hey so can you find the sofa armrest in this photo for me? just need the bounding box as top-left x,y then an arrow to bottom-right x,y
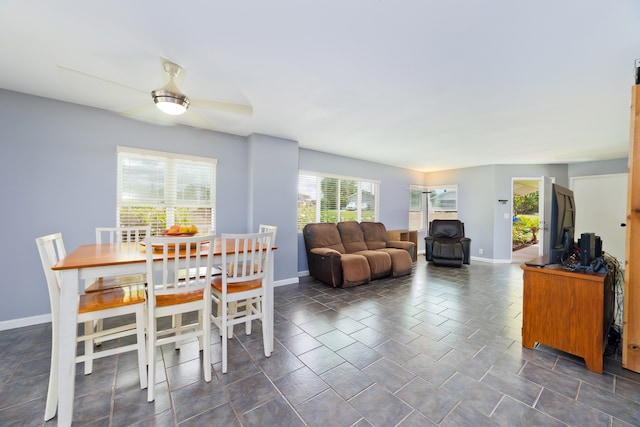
310,248 -> 341,257
387,240 -> 413,250
425,236 -> 435,261
387,240 -> 415,260
460,237 -> 471,264
307,248 -> 343,287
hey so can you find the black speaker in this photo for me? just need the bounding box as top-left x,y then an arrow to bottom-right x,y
580,232 -> 596,267
595,236 -> 603,258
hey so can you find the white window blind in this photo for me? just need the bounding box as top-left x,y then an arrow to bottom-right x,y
427,185 -> 459,223
117,147 -> 217,235
409,185 -> 426,231
298,171 -> 379,231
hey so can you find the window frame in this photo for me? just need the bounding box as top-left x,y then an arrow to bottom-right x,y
426,184 -> 459,224
116,146 -> 217,235
409,185 -> 427,231
298,170 -> 380,231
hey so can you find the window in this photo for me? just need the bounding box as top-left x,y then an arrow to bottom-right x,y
117,147 -> 217,235
409,185 -> 427,231
427,185 -> 458,222
298,171 -> 379,231
409,184 -> 459,231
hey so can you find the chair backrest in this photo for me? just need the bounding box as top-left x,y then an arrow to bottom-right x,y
144,234 -> 215,303
303,223 -> 346,254
359,222 -> 389,250
220,232 -> 274,287
35,233 -> 66,320
429,219 -> 465,239
337,221 -> 369,254
258,224 -> 277,243
96,226 -> 151,245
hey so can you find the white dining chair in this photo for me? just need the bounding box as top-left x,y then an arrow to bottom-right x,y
85,226 -> 151,294
144,234 -> 214,402
218,224 -> 277,337
258,224 -> 277,243
96,226 -> 151,246
36,233 -> 147,422
210,231 -> 274,373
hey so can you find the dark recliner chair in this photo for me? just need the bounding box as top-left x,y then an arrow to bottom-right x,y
425,219 -> 471,267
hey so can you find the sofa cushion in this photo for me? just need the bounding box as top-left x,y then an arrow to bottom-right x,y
304,222 -> 346,253
353,250 -> 391,279
433,241 -> 464,260
337,222 -> 368,253
340,254 -> 371,287
376,248 -> 412,277
360,222 -> 388,250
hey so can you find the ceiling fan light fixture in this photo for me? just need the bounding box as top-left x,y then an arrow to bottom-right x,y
152,89 -> 190,115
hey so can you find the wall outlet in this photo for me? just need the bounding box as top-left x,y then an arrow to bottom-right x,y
479,248 -> 484,255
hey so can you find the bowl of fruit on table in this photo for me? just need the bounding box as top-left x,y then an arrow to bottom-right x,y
162,225 -> 199,236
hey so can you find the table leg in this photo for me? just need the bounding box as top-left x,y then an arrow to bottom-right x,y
57,269 -> 80,427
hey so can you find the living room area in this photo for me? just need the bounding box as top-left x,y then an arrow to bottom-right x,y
2,2 -> 640,426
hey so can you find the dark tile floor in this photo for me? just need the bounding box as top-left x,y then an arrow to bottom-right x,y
1,259 -> 640,426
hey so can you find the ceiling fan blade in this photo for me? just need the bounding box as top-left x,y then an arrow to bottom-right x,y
190,98 -> 253,115
120,103 -> 157,116
57,64 -> 148,95
184,110 -> 216,131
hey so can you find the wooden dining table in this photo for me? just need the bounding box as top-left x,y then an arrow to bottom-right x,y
50,238 -> 275,427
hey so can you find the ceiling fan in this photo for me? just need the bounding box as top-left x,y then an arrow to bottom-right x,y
58,57 -> 252,129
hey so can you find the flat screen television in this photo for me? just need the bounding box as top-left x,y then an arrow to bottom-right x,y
547,183 -> 576,264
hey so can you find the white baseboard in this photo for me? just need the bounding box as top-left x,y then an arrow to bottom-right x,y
470,256 -> 511,264
298,270 -> 310,277
274,277 -> 299,287
0,313 -> 51,331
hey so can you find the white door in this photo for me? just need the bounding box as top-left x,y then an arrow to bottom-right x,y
570,173 -> 628,265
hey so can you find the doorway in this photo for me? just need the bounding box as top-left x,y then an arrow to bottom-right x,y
511,178 -> 543,263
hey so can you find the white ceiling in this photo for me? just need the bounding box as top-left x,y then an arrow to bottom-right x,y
1,1 -> 639,172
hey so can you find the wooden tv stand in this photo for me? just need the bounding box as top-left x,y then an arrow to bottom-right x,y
521,264 -> 614,373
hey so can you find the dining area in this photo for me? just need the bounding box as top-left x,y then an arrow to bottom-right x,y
35,225 -> 277,427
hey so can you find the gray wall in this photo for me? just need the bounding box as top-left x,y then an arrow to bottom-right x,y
246,133 -> 299,284
569,158 -> 628,177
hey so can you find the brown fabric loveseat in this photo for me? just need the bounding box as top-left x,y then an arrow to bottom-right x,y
303,221 -> 415,288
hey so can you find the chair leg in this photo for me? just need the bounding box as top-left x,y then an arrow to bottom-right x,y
44,326 -> 59,421
260,298 -> 270,358
215,298 -> 223,337
227,302 -> 236,338
95,318 -> 104,345
135,307 -> 147,390
147,317 -> 156,402
197,309 -> 204,351
245,298 -> 258,335
83,321 -> 94,375
203,301 -> 211,383
221,302 -> 228,373
174,314 -> 182,350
